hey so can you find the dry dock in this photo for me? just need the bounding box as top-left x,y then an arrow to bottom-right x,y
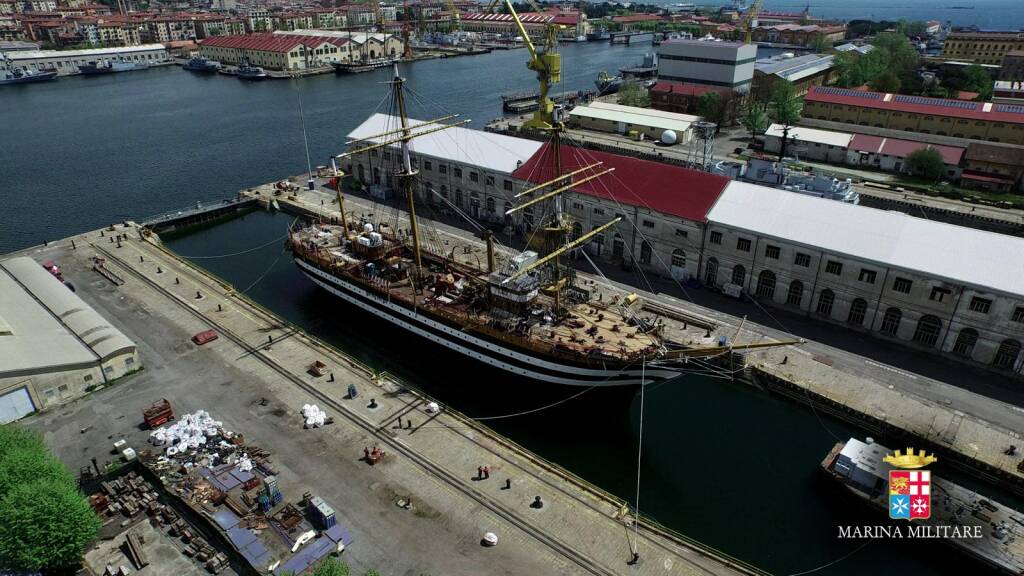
251,176 -> 1024,497
9,222 -> 761,576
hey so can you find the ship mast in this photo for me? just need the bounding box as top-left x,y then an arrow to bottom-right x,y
391,63 -> 423,269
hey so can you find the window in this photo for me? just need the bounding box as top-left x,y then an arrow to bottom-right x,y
755,270 -> 776,299
815,289 -> 835,316
993,339 -> 1022,369
731,265 -> 746,287
572,202 -> 584,210
736,238 -> 751,252
786,280 -> 804,306
913,315 -> 942,348
486,175 -> 494,186
825,260 -> 843,275
969,297 -> 992,314
470,171 -> 479,183
930,287 -> 951,302
848,298 -> 867,326
710,231 -> 723,245
503,179 -> 513,191
439,164 -> 447,175
453,167 -> 462,178
486,197 -> 496,212
640,241 -> 652,265
795,253 -> 810,267
880,307 -> 902,336
765,245 -> 780,259
704,258 -> 719,286
58,384 -> 69,398
612,236 -> 625,257
593,207 -> 605,216
642,220 -> 655,229
952,328 -> 978,358
1013,307 -> 1024,323
671,249 -> 686,268
675,229 -> 688,238
858,269 -> 876,284
892,278 -> 913,294
83,374 -> 94,382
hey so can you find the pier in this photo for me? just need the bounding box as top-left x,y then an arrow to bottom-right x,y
9,215 -> 762,574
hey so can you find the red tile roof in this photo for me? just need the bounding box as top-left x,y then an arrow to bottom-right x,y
848,134 -> 965,165
806,86 -> 1024,125
962,171 -> 1015,184
612,14 -> 662,23
511,143 -> 729,223
200,33 -> 348,53
461,12 -> 553,24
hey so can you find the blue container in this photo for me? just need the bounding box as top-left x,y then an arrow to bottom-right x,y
258,494 -> 271,513
272,491 -> 283,505
322,512 -> 336,529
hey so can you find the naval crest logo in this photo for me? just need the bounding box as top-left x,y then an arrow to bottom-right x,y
884,448 -> 937,521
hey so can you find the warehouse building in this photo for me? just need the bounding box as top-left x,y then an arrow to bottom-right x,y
764,123 -> 852,163
0,257 -> 139,423
752,52 -> 836,99
0,43 -> 167,75
199,33 -> 351,70
568,101 -> 698,144
802,86 -> 1024,145
341,114 -> 1024,377
656,37 -> 756,91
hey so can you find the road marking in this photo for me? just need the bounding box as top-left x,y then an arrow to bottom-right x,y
864,359 -> 918,380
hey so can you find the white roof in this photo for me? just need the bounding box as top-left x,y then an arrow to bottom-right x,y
6,44 -> 166,60
1,257 -> 136,361
0,263 -> 97,376
764,123 -> 852,148
587,101 -> 702,123
347,113 -> 543,175
709,182 -> 1024,297
571,104 -> 694,133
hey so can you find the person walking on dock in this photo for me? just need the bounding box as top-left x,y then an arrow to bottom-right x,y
363,447 -> 370,461
477,466 -> 483,480
483,466 -> 490,479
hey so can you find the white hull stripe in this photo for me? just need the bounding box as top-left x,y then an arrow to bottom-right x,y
295,259 -> 681,387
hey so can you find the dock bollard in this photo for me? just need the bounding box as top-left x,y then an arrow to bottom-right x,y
531,496 -> 543,509
217,303 -> 222,312
139,256 -> 144,263
71,239 -> 76,250
116,239 -> 121,248
157,266 -> 162,274
175,277 -> 180,285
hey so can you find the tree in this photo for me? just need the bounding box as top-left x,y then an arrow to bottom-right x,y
741,105 -> 769,141
962,64 -> 994,99
0,426 -> 99,571
809,33 -> 831,53
768,80 -> 801,161
870,70 -> 902,93
617,81 -> 650,107
311,557 -> 351,576
905,148 -> 946,181
696,92 -> 723,126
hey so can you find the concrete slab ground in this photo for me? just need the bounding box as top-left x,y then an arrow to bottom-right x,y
84,519 -> 212,576
11,228 -> 756,576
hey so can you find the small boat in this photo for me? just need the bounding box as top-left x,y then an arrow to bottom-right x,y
79,60 -> 149,75
236,60 -> 268,80
182,57 -> 221,72
0,67 -> 57,85
594,71 -> 623,95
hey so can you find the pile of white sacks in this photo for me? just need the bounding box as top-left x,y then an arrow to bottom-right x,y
302,404 -> 328,428
149,410 -> 225,457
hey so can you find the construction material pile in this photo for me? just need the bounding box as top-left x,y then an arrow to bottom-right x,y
302,404 -> 328,428
149,410 -> 227,456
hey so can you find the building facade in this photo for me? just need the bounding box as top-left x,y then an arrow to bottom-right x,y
802,86 -> 1024,145
656,37 -> 756,91
942,31 -> 1024,65
0,42 -> 165,74
199,33 -> 351,69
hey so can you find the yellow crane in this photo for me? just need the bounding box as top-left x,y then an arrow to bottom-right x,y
485,0 -> 563,131
741,0 -> 764,44
444,0 -> 461,32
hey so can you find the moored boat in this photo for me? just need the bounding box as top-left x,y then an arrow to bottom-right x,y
0,67 -> 57,85
79,60 -> 149,75
183,57 -> 222,72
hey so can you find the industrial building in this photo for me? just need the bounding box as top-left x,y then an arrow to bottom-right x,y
0,257 -> 139,424
274,30 -> 404,61
802,86 -> 1024,145
961,143 -> 1024,193
458,10 -> 587,41
199,33 -> 351,70
752,53 -> 836,99
568,101 -> 698,143
763,123 -> 852,163
348,114 -> 1024,376
748,24 -> 846,48
0,43 -> 167,75
656,37 -> 756,91
941,31 -> 1024,65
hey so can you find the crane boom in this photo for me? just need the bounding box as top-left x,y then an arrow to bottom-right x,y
742,0 -> 764,44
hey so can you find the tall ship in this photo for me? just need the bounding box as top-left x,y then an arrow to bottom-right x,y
288,5 -> 790,387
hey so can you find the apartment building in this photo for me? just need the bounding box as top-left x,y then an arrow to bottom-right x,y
942,30 -> 1024,65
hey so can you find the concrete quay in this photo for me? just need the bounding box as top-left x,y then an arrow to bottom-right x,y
254,178 -> 1024,495
9,224 -> 760,576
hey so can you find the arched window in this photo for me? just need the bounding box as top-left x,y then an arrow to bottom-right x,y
816,289 -> 835,317
730,264 -> 746,287
440,185 -> 448,199
880,307 -> 902,336
671,249 -> 686,269
612,235 -> 625,257
848,298 -> 867,326
913,315 -> 942,347
704,257 -> 718,286
993,339 -> 1022,370
952,328 -> 978,358
591,225 -> 605,246
486,196 -> 496,212
640,241 -> 652,265
786,280 -> 803,306
755,270 -> 776,299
